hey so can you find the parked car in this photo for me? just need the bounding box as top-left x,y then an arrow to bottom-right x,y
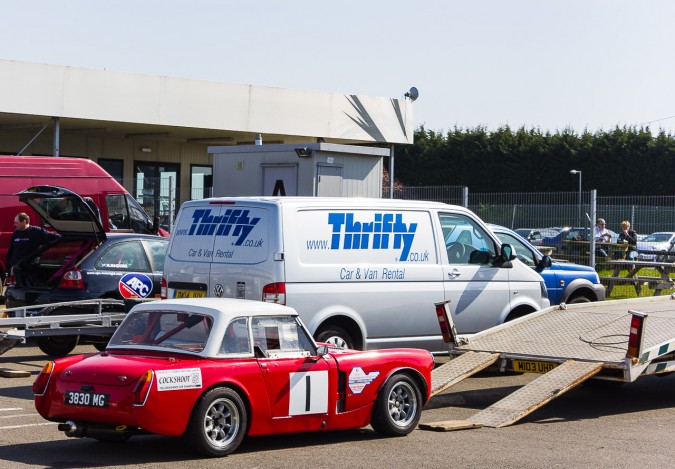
33,298 -> 434,456
489,224 -> 605,304
4,186 -> 168,356
637,232 -> 675,261
514,228 -> 561,245
540,226 -> 618,256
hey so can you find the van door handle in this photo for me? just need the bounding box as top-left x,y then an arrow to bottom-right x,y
448,269 -> 461,279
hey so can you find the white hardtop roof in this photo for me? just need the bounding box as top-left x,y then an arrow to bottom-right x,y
131,298 -> 298,320
183,196 -> 466,212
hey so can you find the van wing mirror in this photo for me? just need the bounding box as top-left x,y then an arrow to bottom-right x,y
495,243 -> 516,267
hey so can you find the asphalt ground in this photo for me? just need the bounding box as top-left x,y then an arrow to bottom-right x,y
2,342 -> 675,468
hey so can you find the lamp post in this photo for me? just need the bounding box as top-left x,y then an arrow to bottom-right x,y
570,170 -> 582,228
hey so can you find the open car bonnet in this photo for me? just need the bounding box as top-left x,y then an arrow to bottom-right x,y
17,185 -> 106,239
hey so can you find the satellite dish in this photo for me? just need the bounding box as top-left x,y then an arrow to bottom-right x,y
405,87 -> 419,101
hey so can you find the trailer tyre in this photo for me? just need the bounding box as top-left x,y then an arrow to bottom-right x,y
36,335 -> 79,357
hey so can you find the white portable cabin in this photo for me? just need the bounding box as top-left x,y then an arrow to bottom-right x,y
210,143 -> 390,198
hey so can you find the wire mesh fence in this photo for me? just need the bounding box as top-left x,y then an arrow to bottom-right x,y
388,185 -> 675,271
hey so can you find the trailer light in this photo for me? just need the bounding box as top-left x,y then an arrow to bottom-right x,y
262,282 -> 286,304
160,277 -> 167,299
132,370 -> 154,406
626,310 -> 647,359
33,361 -> 55,395
435,301 -> 457,344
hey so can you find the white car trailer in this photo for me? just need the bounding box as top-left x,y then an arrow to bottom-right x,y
424,294 -> 675,431
0,299 -> 128,357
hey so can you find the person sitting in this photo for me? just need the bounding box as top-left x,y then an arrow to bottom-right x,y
594,218 -> 611,258
616,220 -> 638,260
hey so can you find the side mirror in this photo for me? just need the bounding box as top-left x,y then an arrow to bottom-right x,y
536,255 -> 552,272
495,244 -> 516,268
315,345 -> 328,356
502,244 -> 516,261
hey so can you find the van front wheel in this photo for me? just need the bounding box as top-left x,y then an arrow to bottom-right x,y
315,326 -> 354,350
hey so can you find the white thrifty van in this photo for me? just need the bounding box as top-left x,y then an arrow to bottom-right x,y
162,197 -> 549,353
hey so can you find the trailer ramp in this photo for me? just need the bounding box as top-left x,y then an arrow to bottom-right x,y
423,360 -> 602,430
431,351 -> 500,396
422,295 -> 675,431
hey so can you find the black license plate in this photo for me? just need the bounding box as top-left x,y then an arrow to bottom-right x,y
64,390 -> 110,408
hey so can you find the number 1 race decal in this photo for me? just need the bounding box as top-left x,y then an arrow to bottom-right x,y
348,367 -> 380,394
288,370 -> 328,415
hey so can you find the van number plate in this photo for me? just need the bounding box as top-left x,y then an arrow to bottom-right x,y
512,360 -> 559,374
64,390 -> 109,408
175,290 -> 206,298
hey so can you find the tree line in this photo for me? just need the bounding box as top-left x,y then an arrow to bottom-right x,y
391,126 -> 675,195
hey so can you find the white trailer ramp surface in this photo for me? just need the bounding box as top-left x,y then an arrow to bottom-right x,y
423,295 -> 675,431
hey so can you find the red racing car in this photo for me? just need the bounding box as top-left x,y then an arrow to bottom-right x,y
34,298 -> 434,456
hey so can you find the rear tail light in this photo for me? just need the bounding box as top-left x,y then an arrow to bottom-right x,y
435,301 -> 457,344
262,282 -> 286,304
132,370 -> 154,406
33,361 -> 55,395
58,270 -> 85,289
626,311 -> 647,359
160,277 -> 167,299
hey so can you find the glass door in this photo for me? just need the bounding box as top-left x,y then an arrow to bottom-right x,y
134,162 -> 179,231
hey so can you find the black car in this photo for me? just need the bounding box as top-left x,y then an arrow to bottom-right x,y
5,186 -> 168,355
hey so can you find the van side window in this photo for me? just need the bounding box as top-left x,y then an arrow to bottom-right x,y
106,194 -> 130,230
439,213 -> 496,265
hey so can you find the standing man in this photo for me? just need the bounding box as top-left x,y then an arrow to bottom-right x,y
594,218 -> 611,258
6,212 -> 61,285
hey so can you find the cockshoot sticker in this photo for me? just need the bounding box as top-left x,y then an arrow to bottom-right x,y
348,367 -> 380,394
155,368 -> 203,391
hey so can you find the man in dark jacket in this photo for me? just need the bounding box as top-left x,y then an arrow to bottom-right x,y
6,212 -> 61,285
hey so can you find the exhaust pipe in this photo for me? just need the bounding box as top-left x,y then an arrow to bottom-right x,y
57,420 -> 133,440
58,420 -> 84,437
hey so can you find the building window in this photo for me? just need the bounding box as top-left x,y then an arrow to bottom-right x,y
98,159 -> 124,184
191,165 -> 213,200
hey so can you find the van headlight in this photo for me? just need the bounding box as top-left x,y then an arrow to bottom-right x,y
540,281 -> 549,299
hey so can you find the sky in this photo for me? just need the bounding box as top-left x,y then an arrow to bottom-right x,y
1,0 -> 674,135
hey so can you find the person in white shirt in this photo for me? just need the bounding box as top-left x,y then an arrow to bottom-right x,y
594,218 -> 611,257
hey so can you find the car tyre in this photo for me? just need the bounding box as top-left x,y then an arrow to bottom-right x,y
187,387 -> 247,457
370,373 -> 422,436
36,335 -> 79,357
568,295 -> 592,304
315,326 -> 354,349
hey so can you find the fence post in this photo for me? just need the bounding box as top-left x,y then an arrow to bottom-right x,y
590,189 -> 597,268
462,186 -> 468,208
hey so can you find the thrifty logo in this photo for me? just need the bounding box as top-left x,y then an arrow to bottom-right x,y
327,213 -> 417,261
187,209 -> 260,245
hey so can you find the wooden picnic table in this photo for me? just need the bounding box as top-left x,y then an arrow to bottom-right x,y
601,260 -> 675,296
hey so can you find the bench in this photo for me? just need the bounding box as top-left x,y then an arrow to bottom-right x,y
600,276 -> 675,296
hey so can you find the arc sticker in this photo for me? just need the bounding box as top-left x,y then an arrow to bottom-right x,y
119,273 -> 153,299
